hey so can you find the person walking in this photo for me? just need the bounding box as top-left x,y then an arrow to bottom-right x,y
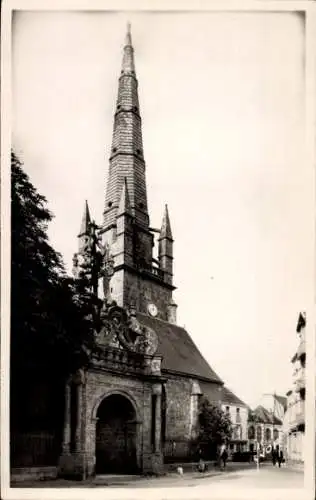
277,448 -> 284,468
272,442 -> 277,466
219,442 -> 228,471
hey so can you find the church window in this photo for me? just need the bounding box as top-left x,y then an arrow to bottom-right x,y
265,428 -> 271,441
273,428 -> 279,440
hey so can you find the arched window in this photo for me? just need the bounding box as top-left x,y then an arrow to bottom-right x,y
256,425 -> 262,441
248,425 -> 255,440
273,428 -> 279,441
265,428 -> 271,441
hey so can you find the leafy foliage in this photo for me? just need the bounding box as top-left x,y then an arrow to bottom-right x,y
196,397 -> 232,457
11,151 -> 96,379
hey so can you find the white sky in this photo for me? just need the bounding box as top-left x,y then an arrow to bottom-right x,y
12,10 -> 310,409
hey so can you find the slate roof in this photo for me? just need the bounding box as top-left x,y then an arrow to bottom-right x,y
252,405 -> 282,425
220,386 -> 249,408
274,395 -> 287,411
137,313 -> 223,383
296,312 -> 306,333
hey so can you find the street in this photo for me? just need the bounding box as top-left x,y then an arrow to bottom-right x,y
11,463 -> 304,493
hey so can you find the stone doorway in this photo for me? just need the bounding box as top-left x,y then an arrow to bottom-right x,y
95,394 -> 138,474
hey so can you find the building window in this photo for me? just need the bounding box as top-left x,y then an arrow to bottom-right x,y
248,425 -> 255,440
273,429 -> 279,441
236,407 -> 241,423
256,426 -> 262,442
225,406 -> 230,414
265,428 -> 271,442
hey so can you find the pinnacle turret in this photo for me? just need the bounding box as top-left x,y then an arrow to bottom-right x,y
159,204 -> 173,241
79,200 -> 91,236
117,177 -> 132,216
158,204 -> 174,286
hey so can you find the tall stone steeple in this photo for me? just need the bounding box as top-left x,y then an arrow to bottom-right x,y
103,23 -> 149,233
100,25 -> 176,320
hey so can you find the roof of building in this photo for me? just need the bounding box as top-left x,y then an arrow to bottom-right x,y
296,312 -> 306,333
137,313 -> 223,384
219,386 -> 249,408
252,405 -> 282,425
274,394 -> 287,410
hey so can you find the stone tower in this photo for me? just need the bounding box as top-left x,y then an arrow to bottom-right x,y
100,24 -> 177,323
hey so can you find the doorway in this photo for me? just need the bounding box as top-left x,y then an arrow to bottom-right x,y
95,394 -> 138,474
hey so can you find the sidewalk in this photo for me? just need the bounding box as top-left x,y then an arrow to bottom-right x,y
11,461 -> 262,488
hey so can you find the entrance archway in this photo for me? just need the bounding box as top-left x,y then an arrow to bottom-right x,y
95,393 -> 138,474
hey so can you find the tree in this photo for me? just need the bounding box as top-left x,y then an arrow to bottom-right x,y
196,397 -> 232,459
11,151 -> 96,385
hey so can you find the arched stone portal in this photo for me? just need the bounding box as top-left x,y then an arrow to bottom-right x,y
95,393 -> 139,474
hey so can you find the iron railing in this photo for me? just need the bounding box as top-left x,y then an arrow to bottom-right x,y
10,431 -> 60,467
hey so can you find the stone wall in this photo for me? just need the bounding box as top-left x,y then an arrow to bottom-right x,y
164,375 -> 197,441
83,370 -> 147,475
123,271 -> 172,320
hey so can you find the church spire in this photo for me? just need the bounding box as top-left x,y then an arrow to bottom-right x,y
79,200 -> 91,236
78,200 -> 91,254
160,204 -> 173,240
103,24 -> 149,232
122,22 -> 134,73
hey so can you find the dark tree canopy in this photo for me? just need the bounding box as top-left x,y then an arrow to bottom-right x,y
196,397 -> 232,456
11,151 -> 96,379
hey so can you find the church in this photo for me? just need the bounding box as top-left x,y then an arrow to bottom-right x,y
58,25 -> 241,479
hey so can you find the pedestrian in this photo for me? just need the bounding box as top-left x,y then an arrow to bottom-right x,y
277,449 -> 284,468
198,457 -> 206,473
219,442 -> 227,471
272,450 -> 276,466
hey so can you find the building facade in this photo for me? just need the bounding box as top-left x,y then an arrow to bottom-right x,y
57,26 -> 246,479
282,312 -> 306,463
221,388 -> 248,456
247,406 -> 283,457
255,393 -> 287,423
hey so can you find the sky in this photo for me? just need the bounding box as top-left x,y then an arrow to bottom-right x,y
12,10 -> 311,409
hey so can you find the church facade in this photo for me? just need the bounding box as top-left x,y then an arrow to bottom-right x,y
58,26 -> 236,479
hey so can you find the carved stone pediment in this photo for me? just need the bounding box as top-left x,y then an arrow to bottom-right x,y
96,301 -> 158,356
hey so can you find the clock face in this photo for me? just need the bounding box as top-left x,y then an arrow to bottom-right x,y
148,303 -> 158,317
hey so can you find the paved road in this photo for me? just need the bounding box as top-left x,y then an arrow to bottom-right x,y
12,463 -> 304,493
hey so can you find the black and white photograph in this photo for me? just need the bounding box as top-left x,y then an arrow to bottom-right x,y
2,2 -> 316,499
